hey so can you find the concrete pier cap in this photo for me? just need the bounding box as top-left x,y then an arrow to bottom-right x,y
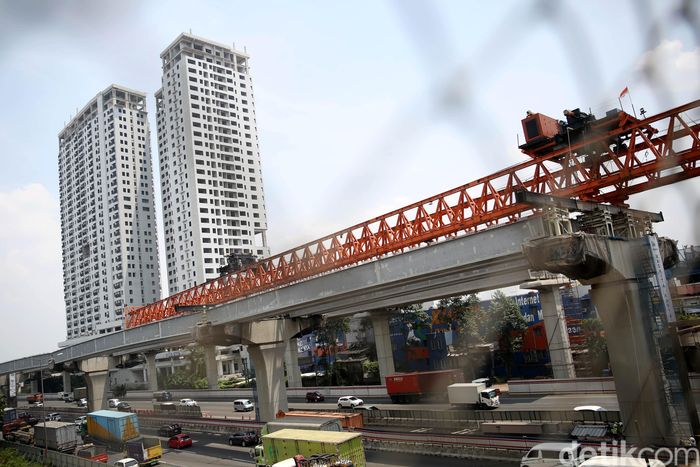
192,316 -> 317,421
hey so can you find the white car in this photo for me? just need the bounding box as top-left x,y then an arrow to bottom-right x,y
114,459 -> 139,467
337,396 -> 364,408
108,398 -> 120,408
233,399 -> 254,412
574,405 -> 606,412
179,398 -> 198,407
74,415 -> 87,426
77,398 -> 88,407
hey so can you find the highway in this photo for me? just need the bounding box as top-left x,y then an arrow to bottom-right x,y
24,392 -> 620,416
114,428 -> 518,467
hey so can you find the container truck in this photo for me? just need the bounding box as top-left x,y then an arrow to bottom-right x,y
261,416 -> 343,436
277,411 -> 364,429
74,387 -> 88,400
87,410 -> 140,446
254,428 -> 365,467
385,369 -> 464,403
125,436 -> 163,466
34,421 -> 79,452
447,382 -> 500,409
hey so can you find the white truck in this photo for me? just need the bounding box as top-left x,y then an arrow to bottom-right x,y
447,383 -> 500,409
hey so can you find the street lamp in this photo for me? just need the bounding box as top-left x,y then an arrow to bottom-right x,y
40,360 -> 52,460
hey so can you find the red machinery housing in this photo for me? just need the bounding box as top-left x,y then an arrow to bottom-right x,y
385,369 -> 464,403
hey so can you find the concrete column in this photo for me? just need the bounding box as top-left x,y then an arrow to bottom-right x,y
204,345 -> 219,390
30,373 -> 39,393
370,312 -> 395,382
79,356 -> 112,412
284,338 -> 303,388
248,342 -> 288,421
145,352 -> 158,392
62,371 -> 72,393
521,281 -> 575,379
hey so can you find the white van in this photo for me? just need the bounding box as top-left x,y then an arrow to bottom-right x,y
114,459 -> 139,467
521,442 -> 582,467
579,456 -> 665,467
234,399 -> 254,412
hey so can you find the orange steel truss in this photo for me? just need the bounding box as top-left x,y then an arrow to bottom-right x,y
126,99 -> 700,328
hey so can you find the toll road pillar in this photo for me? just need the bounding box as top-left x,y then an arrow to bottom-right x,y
285,338 -> 303,388
248,342 -> 289,421
371,311 -> 395,382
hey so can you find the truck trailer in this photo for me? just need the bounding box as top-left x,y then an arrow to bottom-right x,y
125,436 -> 163,466
87,410 -> 140,446
447,383 -> 500,409
385,369 -> 464,403
255,429 -> 365,467
34,421 -> 79,452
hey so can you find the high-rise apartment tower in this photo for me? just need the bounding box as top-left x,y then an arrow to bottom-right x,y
156,33 -> 269,294
58,85 -> 161,344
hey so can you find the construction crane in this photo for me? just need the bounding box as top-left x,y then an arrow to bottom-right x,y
126,98 -> 700,329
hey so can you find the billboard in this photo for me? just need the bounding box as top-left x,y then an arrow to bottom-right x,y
9,373 -> 16,397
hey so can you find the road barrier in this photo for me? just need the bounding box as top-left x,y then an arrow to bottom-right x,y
0,440 -> 104,467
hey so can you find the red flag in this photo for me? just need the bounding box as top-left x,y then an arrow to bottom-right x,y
619,86 -> 629,98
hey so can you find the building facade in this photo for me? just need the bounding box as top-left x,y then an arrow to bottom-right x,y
156,33 -> 269,294
58,85 -> 161,344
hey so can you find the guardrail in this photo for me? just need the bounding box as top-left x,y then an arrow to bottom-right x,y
0,440 -> 104,467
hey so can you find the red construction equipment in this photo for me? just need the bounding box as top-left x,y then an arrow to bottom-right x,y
126,99 -> 700,329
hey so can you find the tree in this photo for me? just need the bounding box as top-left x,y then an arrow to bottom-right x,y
314,317 -> 350,385
488,290 -> 528,378
582,318 -> 610,376
389,304 -> 432,371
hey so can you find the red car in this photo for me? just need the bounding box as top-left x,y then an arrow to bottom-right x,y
168,434 -> 192,449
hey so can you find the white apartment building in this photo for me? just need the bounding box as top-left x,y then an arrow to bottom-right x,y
58,85 -> 161,344
156,33 -> 269,294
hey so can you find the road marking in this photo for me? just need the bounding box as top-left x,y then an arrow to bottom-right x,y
410,428 -> 431,433
451,428 -> 474,435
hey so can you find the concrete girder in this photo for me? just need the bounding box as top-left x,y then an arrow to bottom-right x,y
522,233 -> 694,446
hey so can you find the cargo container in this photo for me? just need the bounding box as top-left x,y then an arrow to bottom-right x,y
74,387 -> 88,400
34,421 -> 79,452
278,411 -> 364,429
87,410 -> 140,445
262,416 -> 342,436
385,369 -> 464,403
126,436 -> 163,466
255,429 -> 365,467
447,383 -> 500,409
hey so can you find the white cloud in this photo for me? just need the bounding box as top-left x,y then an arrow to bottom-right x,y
0,184 -> 64,361
637,39 -> 700,93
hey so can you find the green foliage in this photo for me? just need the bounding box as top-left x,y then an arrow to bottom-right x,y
363,360 -> 380,384
0,391 -> 6,414
439,294 -> 483,349
163,369 -> 208,389
0,448 -> 43,466
393,303 -> 431,328
582,318 -> 610,376
193,377 -> 208,389
112,384 -> 128,398
489,290 -> 528,378
314,317 -> 350,385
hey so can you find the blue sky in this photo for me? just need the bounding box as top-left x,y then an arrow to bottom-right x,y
0,0 -> 699,361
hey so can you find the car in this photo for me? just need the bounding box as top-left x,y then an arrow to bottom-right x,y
337,396 -> 364,408
76,398 -> 88,407
45,412 -> 61,421
574,405 -> 607,412
153,391 -> 172,402
74,416 -> 87,426
17,412 -> 39,426
34,402 -> 44,407
353,405 -> 380,411
114,458 -> 139,467
108,398 -> 121,408
158,424 -> 182,437
228,431 -> 259,447
117,402 -> 133,412
63,393 -> 74,403
168,433 -> 193,449
305,391 -> 325,402
179,398 -> 198,407
233,399 -> 254,412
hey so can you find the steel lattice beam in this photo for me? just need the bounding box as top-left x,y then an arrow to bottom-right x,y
126,99 -> 700,328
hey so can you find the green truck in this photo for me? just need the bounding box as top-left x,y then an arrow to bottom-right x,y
254,428 -> 365,467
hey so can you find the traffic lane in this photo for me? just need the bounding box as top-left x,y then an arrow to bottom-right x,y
144,429 -> 516,467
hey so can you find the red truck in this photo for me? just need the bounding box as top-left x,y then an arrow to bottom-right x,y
385,369 -> 464,403
26,393 -> 44,404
